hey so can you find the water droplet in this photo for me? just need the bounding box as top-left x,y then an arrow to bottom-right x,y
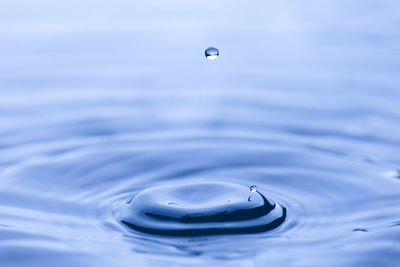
250,185 -> 257,192
205,47 -> 219,60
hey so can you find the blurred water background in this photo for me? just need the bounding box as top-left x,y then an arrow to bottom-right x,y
0,1 -> 400,266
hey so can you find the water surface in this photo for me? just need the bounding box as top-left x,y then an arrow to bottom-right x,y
0,1 -> 400,266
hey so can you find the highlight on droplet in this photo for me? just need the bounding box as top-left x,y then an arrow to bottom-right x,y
205,47 -> 219,60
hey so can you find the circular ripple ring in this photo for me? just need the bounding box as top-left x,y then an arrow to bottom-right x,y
119,182 -> 286,236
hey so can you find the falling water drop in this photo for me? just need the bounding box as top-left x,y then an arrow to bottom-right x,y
205,47 -> 219,60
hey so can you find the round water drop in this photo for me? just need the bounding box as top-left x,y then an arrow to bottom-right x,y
250,185 -> 257,192
205,47 -> 219,60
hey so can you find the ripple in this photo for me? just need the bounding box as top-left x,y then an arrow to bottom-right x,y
119,182 -> 286,236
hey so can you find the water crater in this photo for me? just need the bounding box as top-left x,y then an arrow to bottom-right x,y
119,182 -> 286,236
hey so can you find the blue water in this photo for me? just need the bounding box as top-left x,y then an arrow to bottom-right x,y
119,182 -> 286,236
1,1 -> 400,266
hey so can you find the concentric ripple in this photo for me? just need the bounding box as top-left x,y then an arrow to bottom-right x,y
118,182 -> 286,236
1,0 -> 400,265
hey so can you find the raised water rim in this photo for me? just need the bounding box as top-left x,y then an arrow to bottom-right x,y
118,181 -> 286,236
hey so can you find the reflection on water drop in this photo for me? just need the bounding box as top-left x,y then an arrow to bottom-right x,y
119,182 -> 286,236
250,185 -> 257,192
205,47 -> 219,60
248,195 -> 254,202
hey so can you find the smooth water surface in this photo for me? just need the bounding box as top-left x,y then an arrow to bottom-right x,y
0,1 -> 400,266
